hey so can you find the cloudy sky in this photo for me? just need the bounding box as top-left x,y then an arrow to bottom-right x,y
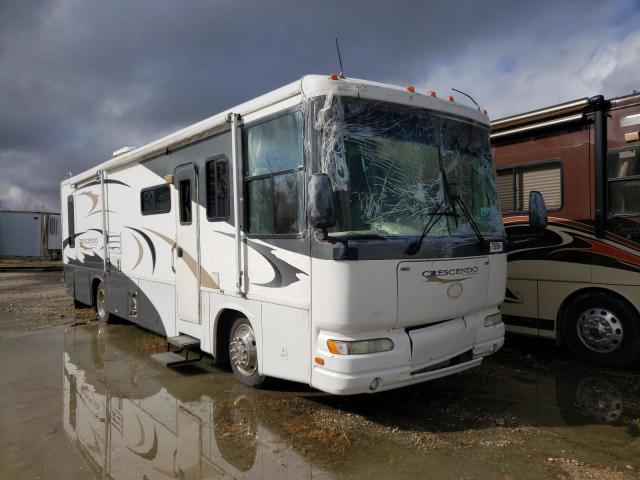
1,0 -> 639,212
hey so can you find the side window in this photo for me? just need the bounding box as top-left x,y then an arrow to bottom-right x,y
608,147 -> 640,215
205,157 -> 230,221
179,179 -> 192,224
67,195 -> 75,247
496,161 -> 562,213
243,111 -> 304,235
140,184 -> 171,215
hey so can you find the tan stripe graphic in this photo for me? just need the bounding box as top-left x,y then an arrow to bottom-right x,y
144,228 -> 219,289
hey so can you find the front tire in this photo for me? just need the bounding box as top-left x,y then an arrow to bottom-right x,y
228,317 -> 265,388
95,283 -> 113,324
562,291 -> 640,368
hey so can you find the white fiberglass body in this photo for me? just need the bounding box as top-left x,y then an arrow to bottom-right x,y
60,75 -> 506,394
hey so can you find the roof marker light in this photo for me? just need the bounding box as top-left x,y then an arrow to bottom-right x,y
427,90 -> 437,97
406,85 -> 415,93
482,109 -> 488,115
447,95 -> 455,102
329,73 -> 339,80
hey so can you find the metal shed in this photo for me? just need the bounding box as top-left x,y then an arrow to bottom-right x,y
0,210 -> 61,259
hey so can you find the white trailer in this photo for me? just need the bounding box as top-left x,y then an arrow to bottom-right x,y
61,75 -> 508,394
0,210 -> 61,259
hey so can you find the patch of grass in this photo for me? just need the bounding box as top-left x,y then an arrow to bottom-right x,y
135,334 -> 166,354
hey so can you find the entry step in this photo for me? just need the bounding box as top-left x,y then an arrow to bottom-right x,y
150,351 -> 199,367
167,334 -> 200,349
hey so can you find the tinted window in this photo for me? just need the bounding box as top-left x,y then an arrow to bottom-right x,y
206,157 -> 229,220
67,195 -> 75,247
179,179 -> 192,224
140,185 -> 171,215
247,178 -> 273,234
243,111 -> 304,235
274,171 -> 303,234
608,148 -> 640,216
244,111 -> 303,176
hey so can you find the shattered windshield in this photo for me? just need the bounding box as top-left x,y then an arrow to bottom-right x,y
312,96 -> 504,238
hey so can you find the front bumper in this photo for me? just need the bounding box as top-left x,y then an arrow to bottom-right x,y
311,310 -> 504,395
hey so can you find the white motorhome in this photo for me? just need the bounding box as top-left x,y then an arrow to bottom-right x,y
61,75 -> 507,394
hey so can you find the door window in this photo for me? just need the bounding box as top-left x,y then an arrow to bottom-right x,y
179,179 -> 192,224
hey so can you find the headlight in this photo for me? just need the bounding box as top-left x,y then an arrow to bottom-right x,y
327,338 -> 394,355
484,312 -> 502,327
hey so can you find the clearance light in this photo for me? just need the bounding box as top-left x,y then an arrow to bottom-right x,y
406,85 -> 415,93
329,73 -> 339,80
447,95 -> 455,102
427,90 -> 437,97
314,356 -> 325,366
327,338 -> 394,355
484,312 -> 502,327
481,109 -> 488,116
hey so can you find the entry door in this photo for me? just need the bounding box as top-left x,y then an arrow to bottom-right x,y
174,164 -> 201,324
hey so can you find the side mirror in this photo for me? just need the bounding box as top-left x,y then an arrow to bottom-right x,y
308,173 -> 336,231
528,191 -> 548,231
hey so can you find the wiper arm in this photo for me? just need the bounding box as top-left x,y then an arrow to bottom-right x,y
452,194 -> 488,250
405,201 -> 453,255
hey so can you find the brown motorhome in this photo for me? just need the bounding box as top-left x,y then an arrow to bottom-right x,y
491,93 -> 640,367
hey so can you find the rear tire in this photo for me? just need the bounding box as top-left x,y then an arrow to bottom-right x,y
562,291 -> 640,368
228,317 -> 265,388
95,283 -> 113,324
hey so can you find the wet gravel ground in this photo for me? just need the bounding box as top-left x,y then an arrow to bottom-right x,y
1,271 -> 639,480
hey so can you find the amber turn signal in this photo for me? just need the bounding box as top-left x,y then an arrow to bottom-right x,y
314,356 -> 325,365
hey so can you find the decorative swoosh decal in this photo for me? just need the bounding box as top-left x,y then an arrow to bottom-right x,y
125,227 -> 156,274
217,232 -> 307,288
131,233 -> 144,271
74,178 -> 130,190
145,228 -> 219,288
127,427 -> 158,461
78,191 -> 99,214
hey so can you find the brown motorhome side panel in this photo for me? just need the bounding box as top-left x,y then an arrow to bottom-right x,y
492,124 -> 592,224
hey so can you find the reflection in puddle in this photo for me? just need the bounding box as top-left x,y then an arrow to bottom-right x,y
63,324 -> 640,480
63,324 -> 333,479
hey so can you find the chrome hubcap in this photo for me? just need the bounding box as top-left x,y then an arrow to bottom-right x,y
97,288 -> 106,318
577,308 -> 623,353
229,324 -> 257,376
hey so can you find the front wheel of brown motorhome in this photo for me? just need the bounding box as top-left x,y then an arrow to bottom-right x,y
229,317 -> 265,388
562,291 -> 640,368
95,282 -> 113,324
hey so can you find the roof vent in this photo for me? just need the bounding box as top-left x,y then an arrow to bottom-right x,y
112,146 -> 136,157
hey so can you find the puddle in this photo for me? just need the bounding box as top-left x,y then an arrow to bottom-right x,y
63,324 -> 640,479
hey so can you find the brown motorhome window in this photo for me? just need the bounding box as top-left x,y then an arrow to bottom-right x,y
179,179 -> 192,224
496,161 -> 562,213
205,156 -> 229,221
140,184 -> 171,215
67,195 -> 75,247
243,110 -> 304,235
608,147 -> 640,215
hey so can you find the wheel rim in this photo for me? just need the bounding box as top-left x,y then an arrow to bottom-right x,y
576,308 -> 623,353
97,287 -> 106,319
229,324 -> 258,376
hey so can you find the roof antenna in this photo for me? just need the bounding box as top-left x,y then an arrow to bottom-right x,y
451,88 -> 480,110
335,38 -> 345,78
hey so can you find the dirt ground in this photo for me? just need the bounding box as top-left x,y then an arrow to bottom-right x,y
1,270 -> 639,480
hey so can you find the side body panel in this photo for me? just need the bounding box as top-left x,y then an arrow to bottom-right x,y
493,95 -> 640,339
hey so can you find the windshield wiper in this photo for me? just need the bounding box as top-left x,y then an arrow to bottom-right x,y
452,194 -> 488,250
405,201 -> 455,255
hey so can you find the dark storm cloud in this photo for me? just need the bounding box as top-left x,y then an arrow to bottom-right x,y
0,0 -> 638,210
